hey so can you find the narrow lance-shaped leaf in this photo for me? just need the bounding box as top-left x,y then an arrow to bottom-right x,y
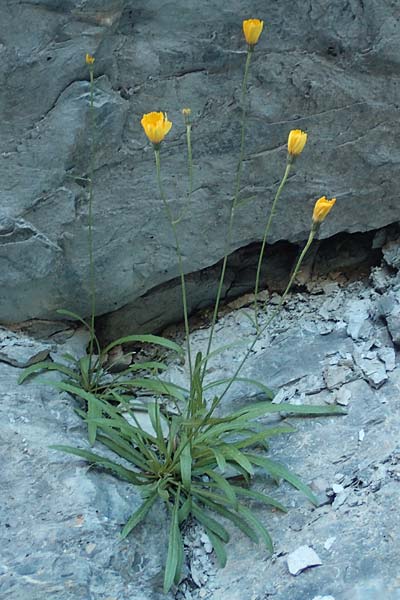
245,453 -> 319,506
120,492 -> 158,539
163,488 -> 181,593
103,334 -> 184,357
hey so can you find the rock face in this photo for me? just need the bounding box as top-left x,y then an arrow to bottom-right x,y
1,0 -> 400,326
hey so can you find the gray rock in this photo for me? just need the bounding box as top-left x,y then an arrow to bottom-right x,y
1,1 -> 400,331
324,365 -> 355,390
377,347 -> 396,371
0,328 -> 51,367
287,545 -> 322,576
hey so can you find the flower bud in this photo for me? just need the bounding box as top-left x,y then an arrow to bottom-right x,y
243,19 -> 264,46
312,196 -> 336,224
288,129 -> 307,157
85,53 -> 95,65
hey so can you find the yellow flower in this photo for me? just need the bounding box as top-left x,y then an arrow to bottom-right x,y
141,112 -> 172,145
312,196 -> 336,223
288,129 -> 308,157
182,108 -> 191,117
85,53 -> 95,65
243,19 -> 264,46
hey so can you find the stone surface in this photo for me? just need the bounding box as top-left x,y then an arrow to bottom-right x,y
3,261 -> 400,599
1,1 -> 400,328
0,328 -> 51,367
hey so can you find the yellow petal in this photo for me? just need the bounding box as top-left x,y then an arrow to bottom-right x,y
312,196 -> 336,223
288,129 -> 308,156
243,19 -> 264,46
141,111 -> 172,145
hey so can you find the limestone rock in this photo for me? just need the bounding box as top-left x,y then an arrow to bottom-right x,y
1,1 -> 400,330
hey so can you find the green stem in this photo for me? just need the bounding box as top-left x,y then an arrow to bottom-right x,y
88,67 -> 96,381
154,149 -> 193,382
201,48 -> 253,382
218,227 -> 316,405
253,161 -> 292,329
169,216 -> 317,474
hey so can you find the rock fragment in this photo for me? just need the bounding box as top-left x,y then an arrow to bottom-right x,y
287,545 -> 322,576
0,328 -> 51,368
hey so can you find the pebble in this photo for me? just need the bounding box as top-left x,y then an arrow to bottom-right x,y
323,537 -> 336,551
334,387 -> 351,406
287,545 -> 322,576
358,429 -> 365,442
332,492 -> 348,510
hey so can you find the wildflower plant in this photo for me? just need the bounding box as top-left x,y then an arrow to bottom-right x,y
20,20 -> 344,594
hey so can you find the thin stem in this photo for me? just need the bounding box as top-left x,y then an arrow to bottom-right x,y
253,161 -> 292,329
154,149 -> 193,382
88,67 -> 96,381
201,48 -> 253,382
218,228 -> 316,405
170,225 -> 317,471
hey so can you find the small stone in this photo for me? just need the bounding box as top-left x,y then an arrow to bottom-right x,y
331,483 -> 345,495
332,492 -> 348,510
323,537 -> 336,551
334,387 -> 351,406
359,429 -> 365,442
85,542 -> 96,555
377,347 -> 396,371
287,545 -> 322,576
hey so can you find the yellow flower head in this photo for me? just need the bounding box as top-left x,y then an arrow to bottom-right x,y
312,196 -> 336,224
141,112 -> 172,145
243,19 -> 264,46
182,108 -> 191,117
288,129 -> 308,157
85,53 -> 95,65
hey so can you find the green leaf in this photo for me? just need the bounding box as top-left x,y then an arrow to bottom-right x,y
115,361 -> 168,375
221,445 -> 254,476
193,490 -> 259,544
178,496 -> 192,523
103,334 -> 184,357
56,309 -> 91,328
120,492 -> 158,539
232,401 -> 346,421
180,438 -> 192,491
203,469 -> 238,508
246,453 -> 319,505
50,445 -> 143,484
203,377 -> 274,399
230,485 -> 287,512
237,505 -> 273,552
118,377 -> 188,402
163,488 -> 181,593
87,395 -> 101,446
233,425 -> 295,450
174,526 -> 184,585
18,361 -> 79,384
96,432 -> 149,471
211,448 -> 227,473
148,401 -> 168,455
191,502 -> 229,543
204,529 -> 227,568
